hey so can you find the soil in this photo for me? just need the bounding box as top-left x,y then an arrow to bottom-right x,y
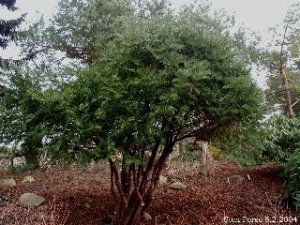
0,160 -> 299,225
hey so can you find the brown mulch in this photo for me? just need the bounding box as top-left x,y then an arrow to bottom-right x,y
0,161 -> 299,225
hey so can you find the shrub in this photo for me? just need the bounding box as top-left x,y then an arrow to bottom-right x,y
262,116 -> 300,209
209,145 -> 227,161
262,116 -> 300,163
284,149 -> 300,209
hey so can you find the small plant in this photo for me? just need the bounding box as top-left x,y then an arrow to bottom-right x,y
8,163 -> 30,174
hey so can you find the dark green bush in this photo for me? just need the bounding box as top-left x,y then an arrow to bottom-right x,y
262,116 -> 300,162
284,149 -> 300,209
262,116 -> 300,209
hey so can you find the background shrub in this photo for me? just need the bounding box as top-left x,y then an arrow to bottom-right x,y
262,116 -> 300,209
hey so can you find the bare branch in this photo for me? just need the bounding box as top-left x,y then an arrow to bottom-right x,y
266,89 -> 288,98
292,98 -> 300,107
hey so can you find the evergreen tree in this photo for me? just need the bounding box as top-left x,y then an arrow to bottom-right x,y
0,0 -> 24,68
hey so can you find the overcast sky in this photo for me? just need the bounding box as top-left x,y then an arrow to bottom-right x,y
173,0 -> 292,31
0,0 -> 293,31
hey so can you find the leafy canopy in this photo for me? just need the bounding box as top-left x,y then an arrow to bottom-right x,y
25,10 -> 265,162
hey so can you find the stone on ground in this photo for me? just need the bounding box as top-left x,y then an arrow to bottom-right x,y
169,181 -> 187,190
228,175 -> 244,183
143,212 -> 152,221
19,193 -> 46,207
22,175 -> 35,183
0,178 -> 16,187
157,175 -> 168,185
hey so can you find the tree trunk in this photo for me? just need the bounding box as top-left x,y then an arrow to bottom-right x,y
195,140 -> 214,177
109,140 -> 174,225
178,139 -> 185,158
21,134 -> 42,169
199,140 -> 208,176
279,23 -> 296,119
280,66 -> 296,119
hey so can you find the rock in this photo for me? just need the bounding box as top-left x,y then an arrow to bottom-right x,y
169,181 -> 187,190
157,175 -> 167,185
22,175 -> 35,183
19,193 -> 46,207
228,175 -> 244,183
0,178 -> 16,187
143,212 -> 152,221
84,202 -> 91,209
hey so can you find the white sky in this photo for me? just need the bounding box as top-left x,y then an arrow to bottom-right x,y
0,0 -> 297,88
0,0 -> 293,31
0,0 -> 294,40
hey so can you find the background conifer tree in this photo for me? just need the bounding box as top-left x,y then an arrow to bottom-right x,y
0,0 -> 24,68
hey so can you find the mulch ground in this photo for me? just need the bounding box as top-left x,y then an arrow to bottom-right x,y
0,161 -> 299,225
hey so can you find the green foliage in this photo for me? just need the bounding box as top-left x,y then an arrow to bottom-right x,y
85,12 -> 261,152
135,0 -> 171,18
177,143 -> 226,161
1,2 -> 266,223
2,2 -> 264,167
0,0 -> 25,69
266,69 -> 300,116
209,145 -> 227,161
262,115 -> 300,209
226,148 -> 262,167
173,151 -> 199,162
261,3 -> 300,116
8,163 -> 32,174
20,0 -> 135,65
284,149 -> 300,209
212,121 -> 268,166
0,69 -> 81,166
255,5 -> 300,206
262,116 -> 300,162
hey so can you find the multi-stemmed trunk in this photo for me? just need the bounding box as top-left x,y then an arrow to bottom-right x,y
109,139 -> 174,225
